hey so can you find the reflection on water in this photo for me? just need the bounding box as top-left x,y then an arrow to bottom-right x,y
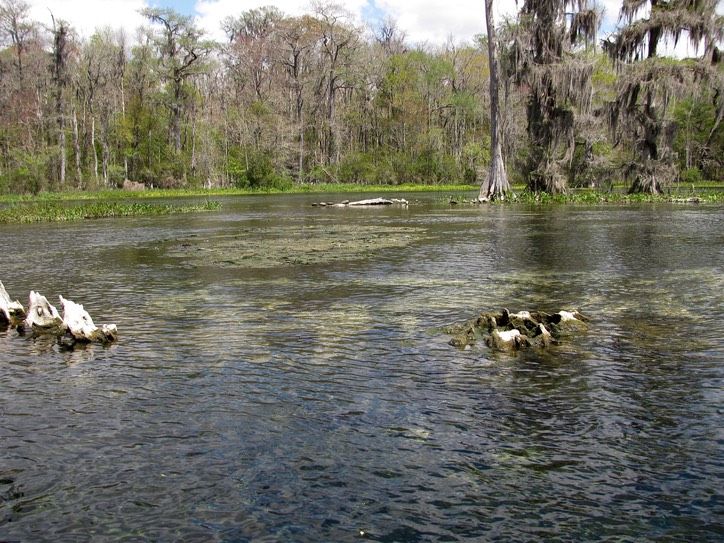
1,195 -> 722,542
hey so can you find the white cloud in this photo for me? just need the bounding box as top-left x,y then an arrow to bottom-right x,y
24,0 -> 607,46
195,0 -> 372,42
373,0 -> 519,47
26,0 -> 147,38
28,0 -> 715,61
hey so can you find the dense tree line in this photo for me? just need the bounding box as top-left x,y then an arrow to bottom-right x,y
0,0 -> 720,195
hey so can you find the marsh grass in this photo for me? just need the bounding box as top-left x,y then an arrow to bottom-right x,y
0,183 -> 478,204
439,185 -> 723,204
512,189 -> 723,204
0,181 -> 720,211
0,200 -> 221,224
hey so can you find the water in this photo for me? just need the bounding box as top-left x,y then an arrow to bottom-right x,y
1,194 -> 722,542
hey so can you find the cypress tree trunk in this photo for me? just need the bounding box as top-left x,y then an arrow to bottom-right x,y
72,102 -> 82,187
52,19 -> 69,187
479,0 -> 511,201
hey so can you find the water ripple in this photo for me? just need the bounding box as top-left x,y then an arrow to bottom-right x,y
1,199 -> 722,541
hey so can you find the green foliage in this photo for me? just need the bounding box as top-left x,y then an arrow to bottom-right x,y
338,152 -> 375,184
227,146 -> 291,190
462,141 -> 491,183
673,96 -> 721,179
107,165 -> 127,188
679,167 -> 702,184
2,150 -> 51,195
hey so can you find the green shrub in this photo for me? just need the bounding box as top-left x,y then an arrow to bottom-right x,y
9,150 -> 49,194
107,165 -> 127,188
338,152 -> 375,184
227,146 -> 289,190
679,167 -> 702,185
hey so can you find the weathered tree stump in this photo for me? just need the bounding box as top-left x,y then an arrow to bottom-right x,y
2,280 -> 118,346
23,291 -> 64,332
446,308 -> 588,352
59,296 -> 118,343
0,281 -> 26,327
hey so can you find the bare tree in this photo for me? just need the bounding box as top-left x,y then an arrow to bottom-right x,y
141,7 -> 213,154
78,28 -> 127,186
0,0 -> 34,79
223,6 -> 283,104
374,15 -> 406,57
50,15 -> 71,187
276,15 -> 315,181
312,2 -> 360,166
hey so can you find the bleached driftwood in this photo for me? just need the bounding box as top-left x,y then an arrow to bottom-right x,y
59,296 -> 118,343
0,281 -> 26,326
347,198 -> 399,206
24,291 -> 63,331
314,198 -> 409,207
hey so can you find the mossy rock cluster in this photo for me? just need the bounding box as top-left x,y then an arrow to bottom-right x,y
446,308 -> 589,351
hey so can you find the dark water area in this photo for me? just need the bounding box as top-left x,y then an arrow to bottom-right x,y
1,193 -> 722,542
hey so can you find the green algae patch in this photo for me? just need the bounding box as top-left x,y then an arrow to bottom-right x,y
164,224 -> 424,268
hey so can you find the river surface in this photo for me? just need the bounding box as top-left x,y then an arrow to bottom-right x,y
1,193 -> 722,542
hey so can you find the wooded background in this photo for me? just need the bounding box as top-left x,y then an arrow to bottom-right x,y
0,0 -> 721,194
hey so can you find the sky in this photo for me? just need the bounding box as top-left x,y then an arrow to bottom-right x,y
25,0 -> 624,45
24,0 -> 717,56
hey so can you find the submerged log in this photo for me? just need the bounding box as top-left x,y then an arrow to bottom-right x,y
447,308 -> 588,352
0,281 -> 26,326
59,296 -> 118,343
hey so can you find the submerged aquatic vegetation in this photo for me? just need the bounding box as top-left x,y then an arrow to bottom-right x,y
164,224 -> 425,268
0,200 -> 221,224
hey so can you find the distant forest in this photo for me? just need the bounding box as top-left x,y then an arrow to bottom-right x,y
0,0 -> 721,195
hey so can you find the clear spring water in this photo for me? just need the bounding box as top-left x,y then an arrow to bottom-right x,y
1,194 -> 722,542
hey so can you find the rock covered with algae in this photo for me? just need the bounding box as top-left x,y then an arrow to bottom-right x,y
446,308 -> 588,351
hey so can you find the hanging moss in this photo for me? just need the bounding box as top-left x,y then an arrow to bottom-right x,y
603,0 -> 723,193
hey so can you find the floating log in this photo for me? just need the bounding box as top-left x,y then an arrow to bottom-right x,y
347,198 -> 396,206
314,197 -> 409,207
446,308 -> 588,351
0,281 -> 26,326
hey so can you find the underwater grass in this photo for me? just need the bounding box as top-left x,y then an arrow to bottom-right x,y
0,200 -> 221,224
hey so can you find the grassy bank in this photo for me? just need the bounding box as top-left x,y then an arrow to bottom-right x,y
0,200 -> 221,224
0,183 -> 479,203
465,190 -> 724,204
0,181 -> 721,211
